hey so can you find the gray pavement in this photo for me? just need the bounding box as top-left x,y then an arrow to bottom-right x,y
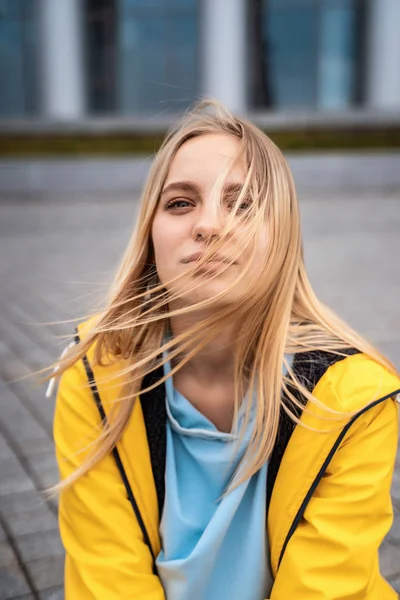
0,191 -> 399,598
2,152 -> 400,198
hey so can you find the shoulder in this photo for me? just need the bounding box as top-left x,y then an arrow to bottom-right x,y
306,350 -> 400,414
54,320 -> 129,445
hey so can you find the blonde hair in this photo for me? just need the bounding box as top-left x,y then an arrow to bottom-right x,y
52,99 -> 395,490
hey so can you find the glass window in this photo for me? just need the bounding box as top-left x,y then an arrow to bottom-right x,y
86,0 -> 198,114
318,3 -> 358,109
117,0 -> 198,114
166,16 -> 197,101
85,0 -> 118,113
0,0 -> 37,116
266,4 -> 318,107
257,0 -> 364,110
118,16 -> 167,113
122,0 -> 195,6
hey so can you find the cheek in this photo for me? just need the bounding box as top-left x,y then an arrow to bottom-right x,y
152,212 -> 191,258
258,230 -> 269,256
151,211 -> 176,253
247,231 -> 269,275
151,215 -> 183,283
151,218 -> 164,257
151,220 -> 169,275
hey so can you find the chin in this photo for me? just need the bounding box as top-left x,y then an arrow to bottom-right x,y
184,282 -> 236,307
166,272 -> 238,309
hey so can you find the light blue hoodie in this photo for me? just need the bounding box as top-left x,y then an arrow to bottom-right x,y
156,359 -> 273,600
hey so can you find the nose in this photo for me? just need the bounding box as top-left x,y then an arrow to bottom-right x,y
192,204 -> 223,242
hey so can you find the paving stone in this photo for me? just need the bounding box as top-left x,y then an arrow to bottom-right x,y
1,430 -> 52,462
0,343 -> 31,383
0,541 -> 17,568
0,436 -> 14,463
387,509 -> 400,544
391,470 -> 400,504
0,387 -> 50,451
3,378 -> 53,433
46,498 -> 58,515
0,523 -> 7,542
0,317 -> 53,380
25,556 -> 64,592
0,191 -> 400,597
0,457 -> 34,497
25,453 -> 59,490
0,564 -> 31,600
17,393 -> 55,440
39,587 -> 64,600
379,541 -> 400,578
13,437 -> 53,460
388,574 -> 400,593
14,530 -> 64,563
0,490 -> 47,517
6,505 -> 57,539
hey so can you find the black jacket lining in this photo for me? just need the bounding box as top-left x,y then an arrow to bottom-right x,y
78,331 -> 359,570
141,348 -> 359,518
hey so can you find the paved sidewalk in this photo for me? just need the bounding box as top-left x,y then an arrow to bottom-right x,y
0,192 -> 399,598
1,153 -> 400,197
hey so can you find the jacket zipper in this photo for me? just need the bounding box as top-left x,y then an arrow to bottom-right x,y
73,329 -> 399,577
277,388 -> 400,569
75,332 -> 158,573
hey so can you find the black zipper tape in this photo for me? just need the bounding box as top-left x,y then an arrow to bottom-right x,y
74,330 -> 157,573
278,388 -> 400,569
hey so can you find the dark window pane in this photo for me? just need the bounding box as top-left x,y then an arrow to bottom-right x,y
0,0 -> 37,116
0,19 -> 25,115
116,0 -> 198,114
265,6 -> 318,108
318,5 -> 358,109
171,0 -> 197,6
118,17 -> 167,112
269,0 -> 318,7
122,0 -> 165,7
165,16 -> 198,110
122,0 -> 194,6
257,0 -> 363,109
85,0 -> 117,113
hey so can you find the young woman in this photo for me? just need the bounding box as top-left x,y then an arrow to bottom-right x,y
52,100 -> 400,599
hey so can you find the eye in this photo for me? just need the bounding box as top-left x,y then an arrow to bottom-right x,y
237,201 -> 251,212
165,198 -> 194,211
226,197 -> 252,213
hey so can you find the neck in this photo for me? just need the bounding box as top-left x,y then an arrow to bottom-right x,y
169,311 -> 236,383
167,309 -> 242,432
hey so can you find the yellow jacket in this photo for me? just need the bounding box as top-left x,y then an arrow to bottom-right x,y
54,327 -> 400,599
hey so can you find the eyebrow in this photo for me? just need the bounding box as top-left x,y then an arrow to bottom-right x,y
161,180 -> 244,196
161,180 -> 201,196
223,183 -> 245,195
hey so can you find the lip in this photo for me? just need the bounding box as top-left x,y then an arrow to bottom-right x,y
180,252 -> 237,265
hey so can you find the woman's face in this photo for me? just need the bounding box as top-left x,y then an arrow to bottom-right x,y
151,133 -> 267,307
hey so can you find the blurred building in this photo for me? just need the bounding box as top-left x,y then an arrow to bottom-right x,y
0,0 -> 399,121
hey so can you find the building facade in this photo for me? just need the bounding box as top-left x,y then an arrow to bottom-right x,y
0,0 -> 399,120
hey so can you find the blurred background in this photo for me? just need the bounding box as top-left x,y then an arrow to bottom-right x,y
0,0 -> 400,192
0,1 -> 400,599
1,0 -> 400,118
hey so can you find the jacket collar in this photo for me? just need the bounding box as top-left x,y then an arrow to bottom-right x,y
139,349 -> 360,519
